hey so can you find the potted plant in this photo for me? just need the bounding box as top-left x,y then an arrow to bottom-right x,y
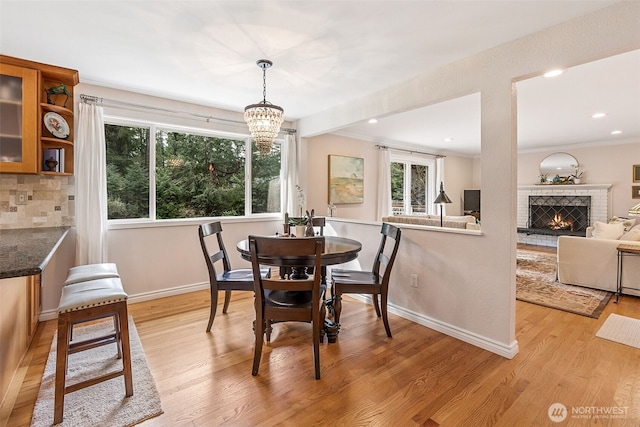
570,166 -> 584,184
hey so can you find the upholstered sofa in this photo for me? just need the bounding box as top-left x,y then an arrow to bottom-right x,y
557,220 -> 640,296
382,214 -> 480,230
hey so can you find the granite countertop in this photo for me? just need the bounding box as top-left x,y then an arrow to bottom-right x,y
0,227 -> 70,279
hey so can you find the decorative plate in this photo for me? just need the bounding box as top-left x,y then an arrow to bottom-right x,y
43,112 -> 69,139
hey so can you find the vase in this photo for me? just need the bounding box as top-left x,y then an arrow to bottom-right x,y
295,225 -> 305,237
574,178 -> 581,185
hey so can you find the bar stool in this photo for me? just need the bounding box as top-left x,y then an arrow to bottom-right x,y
64,263 -> 120,340
65,262 -> 120,285
54,277 -> 133,424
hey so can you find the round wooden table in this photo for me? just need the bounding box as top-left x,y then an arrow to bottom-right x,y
236,235 -> 362,270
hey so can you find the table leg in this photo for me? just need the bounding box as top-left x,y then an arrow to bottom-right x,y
616,250 -> 622,303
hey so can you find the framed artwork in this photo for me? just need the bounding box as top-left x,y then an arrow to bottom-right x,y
633,186 -> 640,199
328,155 -> 364,204
633,164 -> 640,183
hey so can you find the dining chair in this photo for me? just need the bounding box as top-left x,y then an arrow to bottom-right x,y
249,235 -> 326,379
331,223 -> 401,337
199,221 -> 270,332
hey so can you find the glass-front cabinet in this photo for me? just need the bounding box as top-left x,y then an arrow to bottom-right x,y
0,55 -> 78,175
0,63 -> 39,173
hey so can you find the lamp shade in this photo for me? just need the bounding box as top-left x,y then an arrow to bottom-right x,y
434,182 -> 452,204
244,102 -> 284,155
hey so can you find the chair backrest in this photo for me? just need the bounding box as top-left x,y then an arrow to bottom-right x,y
312,217 -> 326,236
249,236 -> 325,318
198,221 -> 232,283
372,223 -> 402,288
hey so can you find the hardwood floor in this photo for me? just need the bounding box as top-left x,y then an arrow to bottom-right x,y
6,252 -> 640,426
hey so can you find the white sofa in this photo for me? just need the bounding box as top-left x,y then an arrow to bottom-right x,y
557,222 -> 640,296
382,214 -> 480,230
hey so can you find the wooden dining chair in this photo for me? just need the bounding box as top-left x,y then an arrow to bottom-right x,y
198,221 -> 270,332
331,223 -> 401,337
249,235 -> 326,379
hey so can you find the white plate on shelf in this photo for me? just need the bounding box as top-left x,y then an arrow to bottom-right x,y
43,112 -> 69,139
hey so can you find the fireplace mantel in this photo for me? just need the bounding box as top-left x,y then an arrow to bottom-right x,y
518,184 -> 612,191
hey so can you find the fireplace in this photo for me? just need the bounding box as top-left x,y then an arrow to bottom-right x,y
524,195 -> 590,236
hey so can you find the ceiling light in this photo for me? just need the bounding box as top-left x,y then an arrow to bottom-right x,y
368,118 -> 378,124
444,137 -> 454,142
611,130 -> 622,135
244,59 -> 284,156
592,112 -> 607,118
544,69 -> 563,78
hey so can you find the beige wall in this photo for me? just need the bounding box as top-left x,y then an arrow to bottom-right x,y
518,141 -> 640,217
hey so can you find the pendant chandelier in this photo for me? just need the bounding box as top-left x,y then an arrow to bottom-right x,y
244,59 -> 284,155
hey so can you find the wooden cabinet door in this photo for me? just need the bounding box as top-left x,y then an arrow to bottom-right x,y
28,274 -> 41,341
0,63 -> 39,173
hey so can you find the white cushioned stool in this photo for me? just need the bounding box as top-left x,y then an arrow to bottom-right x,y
54,277 -> 133,424
64,262 -> 120,285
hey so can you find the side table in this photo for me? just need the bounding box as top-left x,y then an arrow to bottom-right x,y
615,243 -> 640,303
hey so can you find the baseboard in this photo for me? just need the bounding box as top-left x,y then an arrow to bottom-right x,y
349,295 -> 519,359
39,282 -> 209,321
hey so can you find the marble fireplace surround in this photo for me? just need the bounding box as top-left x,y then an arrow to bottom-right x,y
517,184 -> 611,247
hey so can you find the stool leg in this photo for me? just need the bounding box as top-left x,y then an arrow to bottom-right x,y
54,314 -> 71,424
117,304 -> 134,397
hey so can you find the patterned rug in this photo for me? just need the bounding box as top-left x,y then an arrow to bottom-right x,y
30,316 -> 163,427
516,249 -> 612,318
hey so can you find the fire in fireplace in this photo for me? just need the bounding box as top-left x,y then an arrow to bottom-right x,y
526,195 -> 591,236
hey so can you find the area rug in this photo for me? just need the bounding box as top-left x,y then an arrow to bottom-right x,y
516,249 -> 612,318
30,317 -> 163,427
596,313 -> 640,349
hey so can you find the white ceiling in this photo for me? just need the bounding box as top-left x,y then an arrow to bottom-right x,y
1,1 -> 638,155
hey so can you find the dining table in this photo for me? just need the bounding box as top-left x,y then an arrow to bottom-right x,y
236,235 -> 362,342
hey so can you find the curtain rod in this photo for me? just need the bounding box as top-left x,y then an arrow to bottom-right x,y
376,144 -> 445,158
79,94 -> 297,134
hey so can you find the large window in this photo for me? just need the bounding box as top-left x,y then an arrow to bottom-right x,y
106,122 -> 282,220
390,154 -> 435,215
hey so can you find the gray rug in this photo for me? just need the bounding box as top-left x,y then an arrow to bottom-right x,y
31,317 -> 163,427
596,313 -> 640,349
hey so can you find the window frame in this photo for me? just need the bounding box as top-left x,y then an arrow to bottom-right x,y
104,115 -> 284,226
390,152 -> 436,215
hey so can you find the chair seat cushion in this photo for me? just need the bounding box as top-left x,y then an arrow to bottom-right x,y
218,267 -> 270,282
65,263 -> 120,285
331,269 -> 379,284
58,277 -> 128,313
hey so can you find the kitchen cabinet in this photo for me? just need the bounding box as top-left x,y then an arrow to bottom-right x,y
0,55 -> 79,175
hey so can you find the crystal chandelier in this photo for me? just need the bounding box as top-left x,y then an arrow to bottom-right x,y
244,59 -> 284,155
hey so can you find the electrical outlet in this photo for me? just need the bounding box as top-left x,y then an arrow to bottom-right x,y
16,191 -> 27,205
410,274 -> 418,288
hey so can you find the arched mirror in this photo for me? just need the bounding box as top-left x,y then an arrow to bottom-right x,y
539,152 -> 578,182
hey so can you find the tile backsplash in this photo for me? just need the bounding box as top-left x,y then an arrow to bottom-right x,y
0,174 -> 75,229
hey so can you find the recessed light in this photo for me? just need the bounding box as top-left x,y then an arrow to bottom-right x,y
544,69 -> 563,78
444,137 -> 454,142
368,118 -> 378,124
611,130 -> 622,135
592,112 -> 607,119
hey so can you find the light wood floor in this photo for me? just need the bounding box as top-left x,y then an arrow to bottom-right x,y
6,251 -> 640,426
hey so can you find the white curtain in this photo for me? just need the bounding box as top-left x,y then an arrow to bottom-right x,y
436,156 -> 447,216
376,147 -> 392,219
75,102 -> 108,265
282,132 -> 298,217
